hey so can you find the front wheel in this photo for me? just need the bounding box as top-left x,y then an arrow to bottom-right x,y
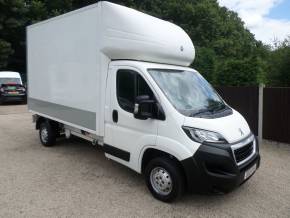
145,157 -> 185,202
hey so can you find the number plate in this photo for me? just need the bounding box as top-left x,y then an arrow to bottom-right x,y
244,164 -> 256,180
8,91 -> 19,95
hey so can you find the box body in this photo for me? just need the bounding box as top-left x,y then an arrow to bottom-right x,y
27,1 -> 195,136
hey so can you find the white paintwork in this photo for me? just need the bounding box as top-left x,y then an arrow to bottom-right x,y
105,61 -> 251,173
104,65 -> 159,170
27,1 -> 195,136
183,110 -> 251,144
100,2 -> 195,66
0,71 -> 23,84
27,3 -> 105,135
27,2 -> 252,175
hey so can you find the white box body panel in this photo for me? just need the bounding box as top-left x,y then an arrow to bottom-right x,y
27,1 -> 195,136
27,4 -> 104,134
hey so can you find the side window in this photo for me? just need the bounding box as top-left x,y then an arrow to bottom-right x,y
117,70 -> 135,113
117,70 -> 155,113
137,74 -> 154,99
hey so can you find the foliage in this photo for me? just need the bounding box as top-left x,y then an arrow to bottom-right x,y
0,0 -> 288,86
0,40 -> 13,68
0,0 -> 27,72
214,56 -> 265,86
266,37 -> 290,87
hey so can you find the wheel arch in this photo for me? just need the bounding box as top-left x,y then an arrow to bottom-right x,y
36,116 -> 46,130
141,147 -> 184,173
140,147 -> 189,191
35,116 -> 59,130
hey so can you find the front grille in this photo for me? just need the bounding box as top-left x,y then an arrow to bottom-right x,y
233,142 -> 254,163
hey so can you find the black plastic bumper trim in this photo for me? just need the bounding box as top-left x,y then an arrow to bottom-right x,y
181,135 -> 260,194
103,144 -> 130,162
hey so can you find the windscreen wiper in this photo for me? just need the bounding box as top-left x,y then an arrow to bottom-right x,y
190,108 -> 213,117
211,102 -> 226,112
190,103 -> 226,117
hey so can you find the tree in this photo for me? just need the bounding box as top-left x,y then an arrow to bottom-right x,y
0,0 -> 279,87
0,0 -> 28,73
214,56 -> 266,86
193,47 -> 216,81
266,37 -> 290,87
126,0 -> 265,85
0,40 -> 13,68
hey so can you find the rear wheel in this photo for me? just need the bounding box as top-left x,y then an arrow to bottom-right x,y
39,121 -> 57,146
145,157 -> 185,202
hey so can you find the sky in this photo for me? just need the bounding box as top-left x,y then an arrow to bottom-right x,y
217,0 -> 290,45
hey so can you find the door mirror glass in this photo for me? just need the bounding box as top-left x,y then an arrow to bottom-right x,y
134,95 -> 156,120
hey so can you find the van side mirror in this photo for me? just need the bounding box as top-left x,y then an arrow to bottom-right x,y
134,95 -> 155,120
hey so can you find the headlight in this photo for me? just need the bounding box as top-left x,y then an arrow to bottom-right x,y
0,88 -> 4,93
182,126 -> 227,144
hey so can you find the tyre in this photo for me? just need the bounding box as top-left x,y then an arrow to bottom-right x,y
39,121 -> 57,146
144,157 -> 185,202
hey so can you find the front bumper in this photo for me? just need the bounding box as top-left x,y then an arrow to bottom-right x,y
181,134 -> 260,193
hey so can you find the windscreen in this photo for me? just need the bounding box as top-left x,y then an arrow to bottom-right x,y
148,69 -> 229,117
0,78 -> 21,86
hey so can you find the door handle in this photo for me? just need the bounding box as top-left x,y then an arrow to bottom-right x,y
112,110 -> 118,123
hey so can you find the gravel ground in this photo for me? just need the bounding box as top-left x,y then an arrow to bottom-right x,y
0,104 -> 289,218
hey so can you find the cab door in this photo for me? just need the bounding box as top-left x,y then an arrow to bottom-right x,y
104,66 -> 158,171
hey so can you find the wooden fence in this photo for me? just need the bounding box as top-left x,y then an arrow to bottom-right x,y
216,87 -> 259,136
216,86 -> 290,144
263,88 -> 290,143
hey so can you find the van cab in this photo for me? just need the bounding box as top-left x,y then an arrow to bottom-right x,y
104,60 -> 260,201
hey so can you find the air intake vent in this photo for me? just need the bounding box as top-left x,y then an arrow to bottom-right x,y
233,142 -> 254,164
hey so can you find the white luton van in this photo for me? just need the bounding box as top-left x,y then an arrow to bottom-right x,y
27,1 -> 260,202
